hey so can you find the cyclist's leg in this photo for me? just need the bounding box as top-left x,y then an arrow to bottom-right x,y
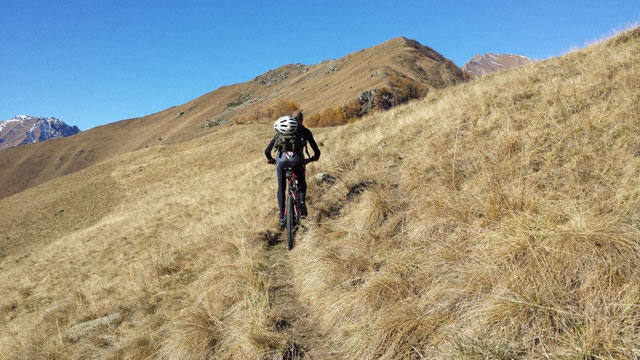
294,158 -> 307,216
297,165 -> 306,202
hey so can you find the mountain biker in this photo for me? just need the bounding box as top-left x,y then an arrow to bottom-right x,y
265,110 -> 320,230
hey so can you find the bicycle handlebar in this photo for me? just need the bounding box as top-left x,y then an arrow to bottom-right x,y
268,158 -> 318,165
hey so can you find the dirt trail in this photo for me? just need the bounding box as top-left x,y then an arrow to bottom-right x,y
262,230 -> 339,360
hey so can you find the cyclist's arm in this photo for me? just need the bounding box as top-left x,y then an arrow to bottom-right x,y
265,138 -> 276,161
306,129 -> 321,161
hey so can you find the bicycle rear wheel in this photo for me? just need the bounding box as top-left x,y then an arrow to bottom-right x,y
286,195 -> 294,250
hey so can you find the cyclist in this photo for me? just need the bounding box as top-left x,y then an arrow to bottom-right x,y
265,110 -> 320,230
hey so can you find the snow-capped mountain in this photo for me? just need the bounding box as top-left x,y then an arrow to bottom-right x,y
462,53 -> 533,78
0,115 -> 81,150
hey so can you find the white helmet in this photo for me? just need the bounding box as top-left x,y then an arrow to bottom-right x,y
274,115 -> 298,135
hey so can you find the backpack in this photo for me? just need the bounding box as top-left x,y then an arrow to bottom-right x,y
274,128 -> 307,154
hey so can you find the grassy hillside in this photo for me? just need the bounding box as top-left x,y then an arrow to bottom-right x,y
293,27 -> 640,358
1,28 -> 640,359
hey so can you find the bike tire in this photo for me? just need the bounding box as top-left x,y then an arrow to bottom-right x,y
286,195 -> 294,250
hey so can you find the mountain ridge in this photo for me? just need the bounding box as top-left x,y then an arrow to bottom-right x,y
0,36 -> 465,200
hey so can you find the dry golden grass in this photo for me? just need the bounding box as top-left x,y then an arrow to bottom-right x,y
1,28 -> 639,359
0,125 -> 290,359
292,27 -> 640,359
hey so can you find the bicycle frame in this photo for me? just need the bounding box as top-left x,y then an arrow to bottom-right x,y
271,154 -> 315,250
284,167 -> 300,250
285,170 -> 299,220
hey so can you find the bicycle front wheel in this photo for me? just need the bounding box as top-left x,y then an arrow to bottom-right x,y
286,195 -> 294,250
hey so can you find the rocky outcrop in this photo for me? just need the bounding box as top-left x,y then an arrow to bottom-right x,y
357,88 -> 394,115
358,89 -> 379,115
253,64 -> 308,86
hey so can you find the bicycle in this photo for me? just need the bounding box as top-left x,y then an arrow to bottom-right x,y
283,165 -> 302,250
269,158 -> 315,250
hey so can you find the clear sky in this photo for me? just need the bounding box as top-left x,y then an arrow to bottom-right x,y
1,0 -> 638,130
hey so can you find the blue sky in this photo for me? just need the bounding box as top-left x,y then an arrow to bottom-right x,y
1,1 -> 638,130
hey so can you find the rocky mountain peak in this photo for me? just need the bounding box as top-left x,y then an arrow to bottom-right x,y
0,115 -> 81,150
462,53 -> 532,78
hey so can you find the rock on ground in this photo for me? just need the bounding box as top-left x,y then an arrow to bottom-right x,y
311,172 -> 336,184
63,312 -> 122,342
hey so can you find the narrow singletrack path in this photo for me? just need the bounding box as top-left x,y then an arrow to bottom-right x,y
262,230 -> 339,360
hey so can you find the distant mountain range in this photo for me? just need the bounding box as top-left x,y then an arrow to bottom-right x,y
462,53 -> 532,78
0,115 -> 80,150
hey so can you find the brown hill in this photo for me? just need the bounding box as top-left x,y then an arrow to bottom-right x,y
0,37 -> 465,200
462,52 -> 532,77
